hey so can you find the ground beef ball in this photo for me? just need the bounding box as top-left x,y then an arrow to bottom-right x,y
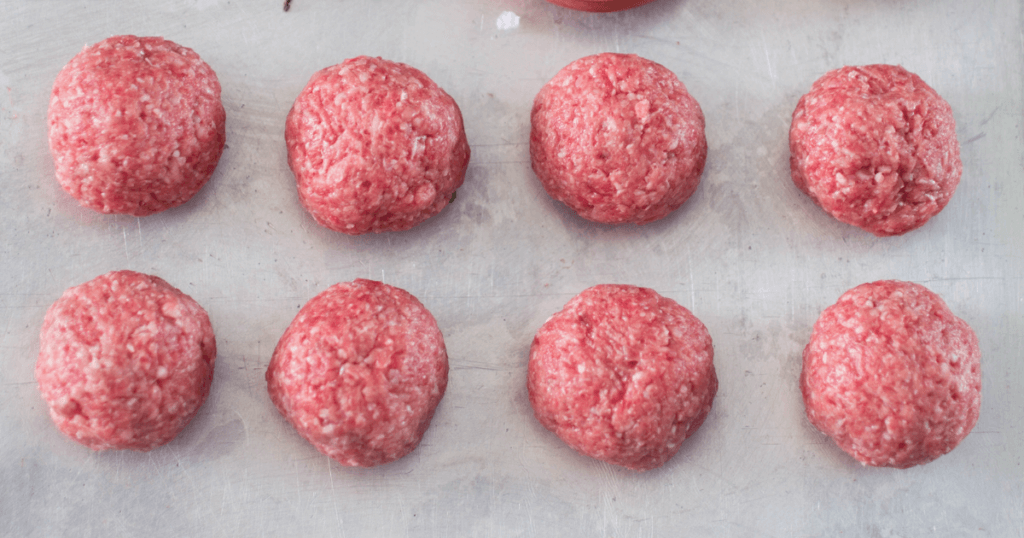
285,56 -> 470,235
530,53 -> 707,225
528,284 -> 717,471
543,0 -> 658,12
36,270 -> 216,451
801,280 -> 981,468
266,279 -> 448,467
789,65 -> 962,236
48,35 -> 226,216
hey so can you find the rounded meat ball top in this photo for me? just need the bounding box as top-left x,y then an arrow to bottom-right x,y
36,270 -> 217,451
789,64 -> 962,236
47,35 -> 226,216
285,56 -> 470,235
528,284 -> 717,471
266,279 -> 449,467
531,53 -> 707,225
801,280 -> 981,468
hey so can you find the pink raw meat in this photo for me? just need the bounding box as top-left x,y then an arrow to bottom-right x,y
528,284 -> 716,471
789,65 -> 961,236
285,56 -> 470,235
266,279 -> 448,467
48,35 -> 225,216
531,53 -> 707,225
801,280 -> 981,468
36,270 -> 216,451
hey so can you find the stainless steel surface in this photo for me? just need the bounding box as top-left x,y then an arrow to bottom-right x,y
2,1 -> 1021,536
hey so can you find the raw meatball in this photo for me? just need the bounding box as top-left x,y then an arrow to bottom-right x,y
801,280 -> 981,468
266,279 -> 448,467
528,284 -> 717,471
285,56 -> 470,235
544,0 -> 657,12
48,35 -> 226,216
530,53 -> 707,225
36,270 -> 217,451
789,65 -> 962,236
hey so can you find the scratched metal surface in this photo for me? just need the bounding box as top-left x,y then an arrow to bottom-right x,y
1,1 -> 1022,536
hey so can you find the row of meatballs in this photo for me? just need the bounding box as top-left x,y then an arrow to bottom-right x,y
37,271 -> 981,471
48,36 -> 963,236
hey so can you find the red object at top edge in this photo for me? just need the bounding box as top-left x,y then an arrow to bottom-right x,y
545,0 -> 658,13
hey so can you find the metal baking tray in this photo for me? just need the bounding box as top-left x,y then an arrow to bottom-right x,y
2,1 -> 1021,535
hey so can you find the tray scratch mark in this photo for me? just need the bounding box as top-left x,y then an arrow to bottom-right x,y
979,106 -> 1000,127
123,227 -> 130,261
0,308 -> 16,350
327,457 -> 346,536
762,30 -> 776,88
688,248 -> 696,308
